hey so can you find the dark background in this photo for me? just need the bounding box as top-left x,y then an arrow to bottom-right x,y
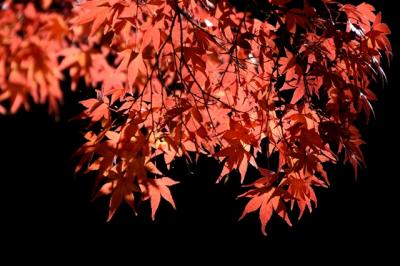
1,0 -> 398,262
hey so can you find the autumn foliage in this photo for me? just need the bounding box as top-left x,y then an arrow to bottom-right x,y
0,0 -> 391,235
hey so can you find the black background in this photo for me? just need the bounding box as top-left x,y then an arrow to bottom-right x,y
1,0 -> 398,262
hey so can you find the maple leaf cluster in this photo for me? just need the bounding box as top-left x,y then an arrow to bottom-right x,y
0,0 -> 391,235
0,1 -> 74,114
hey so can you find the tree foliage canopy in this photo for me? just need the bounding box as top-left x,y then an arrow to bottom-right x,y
0,0 -> 391,235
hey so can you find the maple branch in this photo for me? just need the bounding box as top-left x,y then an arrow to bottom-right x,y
174,4 -> 226,50
175,6 -> 222,146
